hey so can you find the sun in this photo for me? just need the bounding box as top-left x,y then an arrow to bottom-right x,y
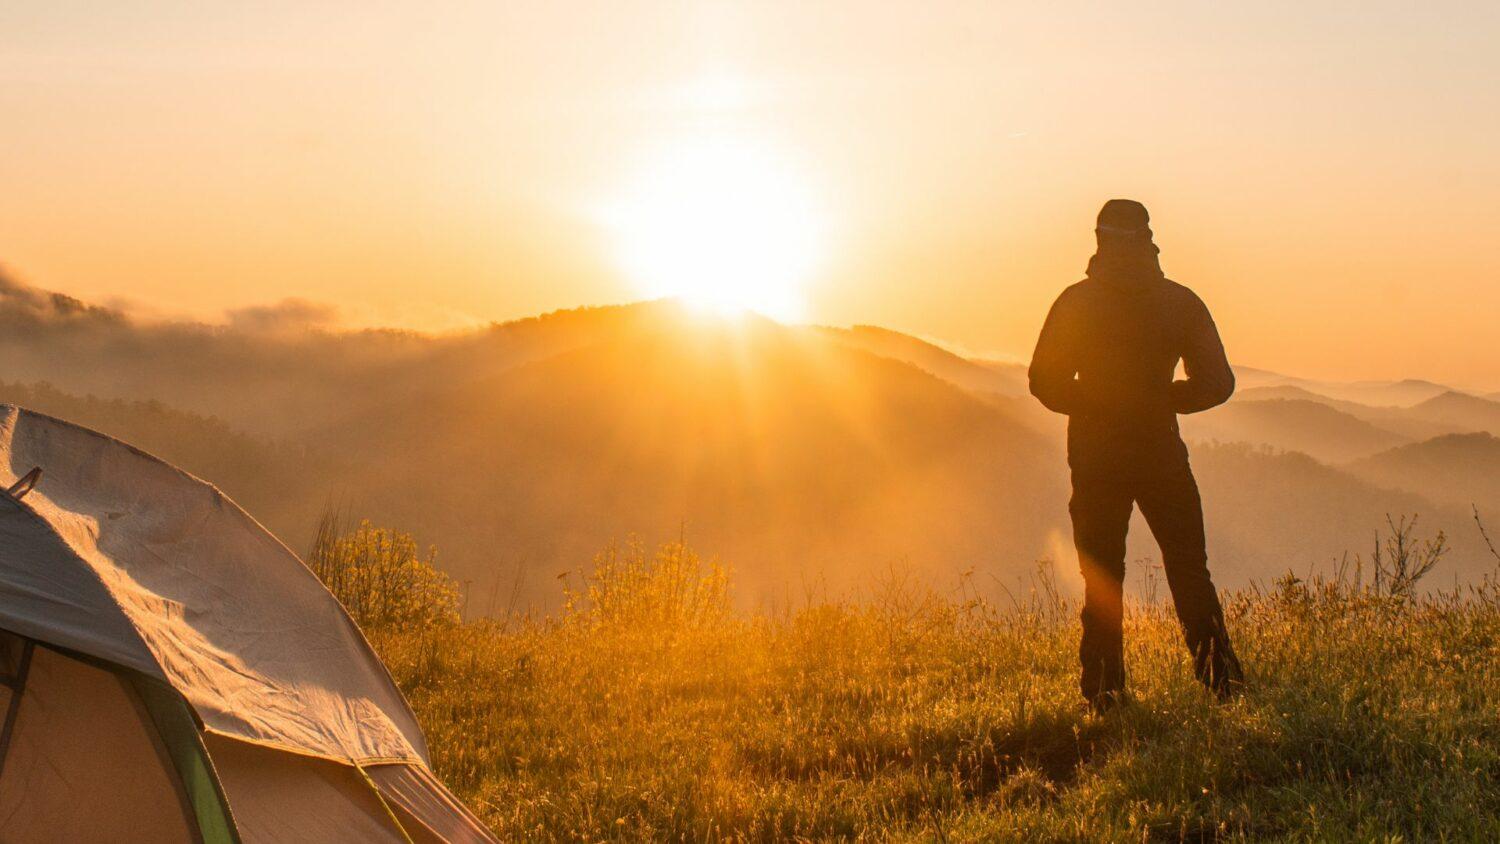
605,137 -> 822,322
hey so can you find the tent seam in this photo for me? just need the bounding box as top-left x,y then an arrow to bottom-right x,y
200,727 -> 420,767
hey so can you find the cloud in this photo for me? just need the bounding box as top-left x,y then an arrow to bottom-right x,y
0,268 -> 126,329
0,272 -> 444,437
0,268 -> 349,340
224,298 -> 341,335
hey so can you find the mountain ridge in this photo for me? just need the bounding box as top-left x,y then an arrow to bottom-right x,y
4,274 -> 1497,605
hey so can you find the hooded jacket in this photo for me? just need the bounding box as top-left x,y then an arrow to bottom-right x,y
1029,204 -> 1234,452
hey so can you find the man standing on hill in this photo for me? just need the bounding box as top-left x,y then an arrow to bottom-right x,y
1029,199 -> 1244,712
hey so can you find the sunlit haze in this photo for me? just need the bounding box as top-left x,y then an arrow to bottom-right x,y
2,3 -> 1499,387
5,9 -> 1500,835
603,133 -> 821,321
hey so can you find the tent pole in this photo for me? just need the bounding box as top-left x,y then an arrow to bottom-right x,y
354,758 -> 417,844
0,640 -> 34,780
130,675 -> 243,844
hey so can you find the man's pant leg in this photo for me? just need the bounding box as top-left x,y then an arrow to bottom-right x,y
1069,470 -> 1134,702
1135,446 -> 1244,696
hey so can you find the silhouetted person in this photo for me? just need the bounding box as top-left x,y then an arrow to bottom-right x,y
1030,199 -> 1244,712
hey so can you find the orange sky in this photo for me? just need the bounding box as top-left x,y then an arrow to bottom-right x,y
3,3 -> 1498,389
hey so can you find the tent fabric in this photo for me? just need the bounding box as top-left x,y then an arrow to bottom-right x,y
0,644 -> 196,842
204,733 -> 418,843
0,490 -> 162,678
369,762 -> 497,844
204,733 -> 498,843
0,405 -> 497,842
0,405 -> 425,764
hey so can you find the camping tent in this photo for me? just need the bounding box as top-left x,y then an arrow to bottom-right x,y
0,405 -> 495,842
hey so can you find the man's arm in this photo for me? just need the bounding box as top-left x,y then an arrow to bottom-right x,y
1170,293 -> 1234,414
1029,290 -> 1089,415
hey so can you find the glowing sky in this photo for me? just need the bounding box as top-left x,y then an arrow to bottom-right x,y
2,2 -> 1498,387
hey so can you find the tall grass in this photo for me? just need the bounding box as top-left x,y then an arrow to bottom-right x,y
317,522 -> 1500,841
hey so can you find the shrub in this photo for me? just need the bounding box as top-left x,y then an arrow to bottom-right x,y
561,539 -> 729,630
307,514 -> 462,630
1367,514 -> 1448,599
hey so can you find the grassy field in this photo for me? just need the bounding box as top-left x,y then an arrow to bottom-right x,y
321,522 -> 1500,841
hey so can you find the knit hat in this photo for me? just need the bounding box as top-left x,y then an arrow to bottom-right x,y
1087,199 -> 1162,283
1096,199 -> 1152,237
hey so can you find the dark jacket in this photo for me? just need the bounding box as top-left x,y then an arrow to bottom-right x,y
1029,275 -> 1233,457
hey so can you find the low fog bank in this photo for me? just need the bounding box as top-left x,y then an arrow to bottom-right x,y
3,273 -> 1497,612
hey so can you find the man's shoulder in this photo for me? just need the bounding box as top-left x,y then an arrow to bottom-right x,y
1160,278 -> 1210,311
1053,279 -> 1094,304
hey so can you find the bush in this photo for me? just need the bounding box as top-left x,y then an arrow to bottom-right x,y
308,514 -> 462,630
562,540 -> 729,630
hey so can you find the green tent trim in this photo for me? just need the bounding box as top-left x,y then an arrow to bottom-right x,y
2,634 -> 243,844
130,674 -> 243,844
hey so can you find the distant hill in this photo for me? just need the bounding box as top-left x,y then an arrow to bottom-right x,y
1234,384 -> 1376,414
812,326 -> 1054,436
1182,443 -> 1494,587
1403,391 -> 1500,437
0,271 -> 449,437
310,317 -> 1067,604
5,272 -> 1497,606
1180,398 -> 1409,463
1231,368 -> 1453,408
1332,378 -> 1456,407
814,325 -> 1027,398
1233,385 -> 1486,441
1228,366 -> 1288,390
1348,432 -> 1500,509
0,269 -> 709,437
